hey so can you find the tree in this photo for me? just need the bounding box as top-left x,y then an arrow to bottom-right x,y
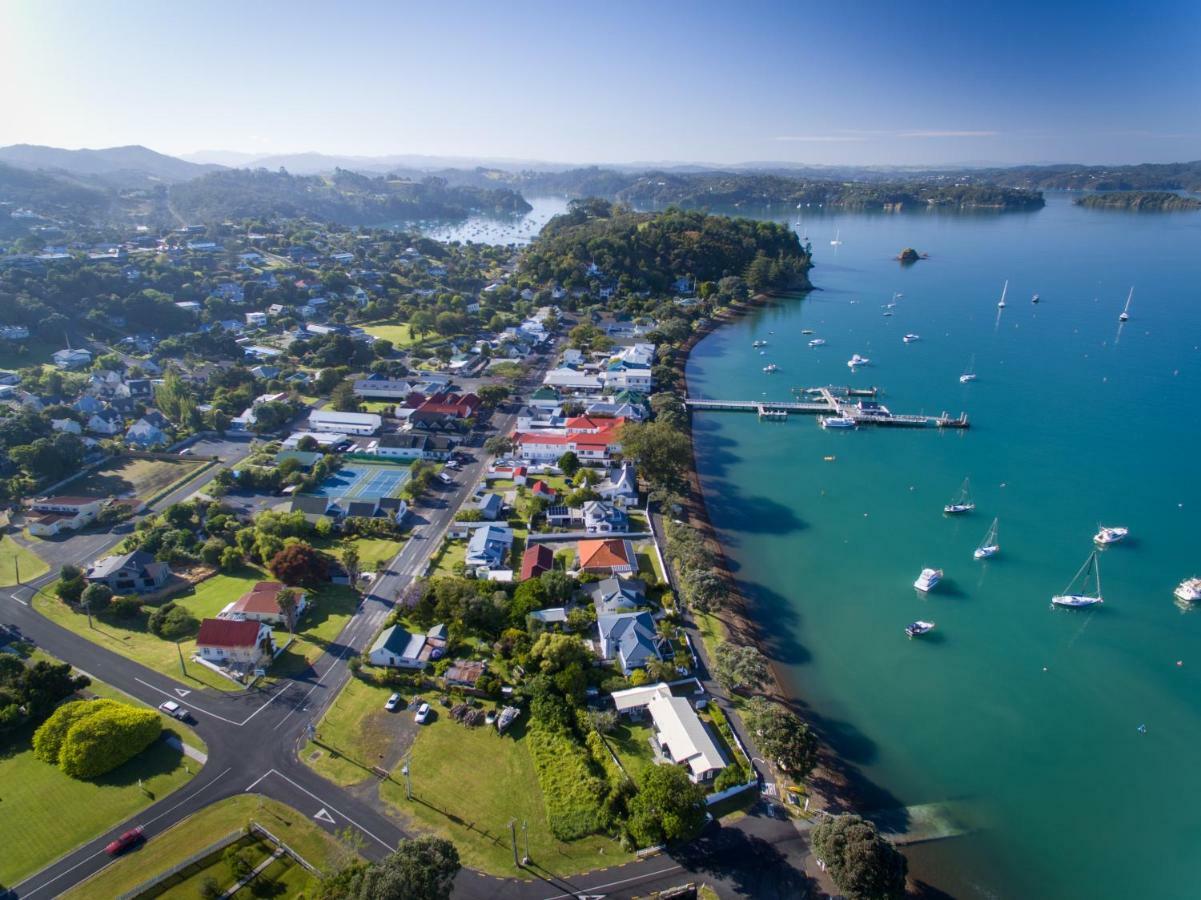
557,451 -> 581,477
148,601 -> 199,640
331,380 -> 360,412
810,814 -> 908,900
268,542 -> 328,587
15,660 -> 89,723
34,698 -> 162,778
55,565 -> 86,604
340,546 -> 362,587
80,583 -> 113,615
277,588 -> 300,633
712,642 -> 769,693
744,697 -> 819,777
626,763 -> 707,847
618,421 -> 691,491
374,338 -> 395,358
326,836 -> 461,900
483,435 -> 512,457
476,384 -> 509,408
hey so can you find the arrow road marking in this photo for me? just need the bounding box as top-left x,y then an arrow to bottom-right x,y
174,688 -> 191,697
313,808 -> 336,824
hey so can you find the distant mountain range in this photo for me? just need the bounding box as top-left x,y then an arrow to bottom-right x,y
0,144 -> 221,186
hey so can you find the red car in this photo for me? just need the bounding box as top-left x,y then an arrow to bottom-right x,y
105,827 -> 144,856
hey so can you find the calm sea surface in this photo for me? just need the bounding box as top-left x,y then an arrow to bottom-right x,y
685,195 -> 1201,899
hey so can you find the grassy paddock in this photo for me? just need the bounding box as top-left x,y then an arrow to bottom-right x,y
0,533 -> 49,587
55,456 -> 205,502
302,673 -> 401,786
360,321 -> 422,348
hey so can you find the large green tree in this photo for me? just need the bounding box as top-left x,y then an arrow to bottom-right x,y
626,763 -> 707,847
617,421 -> 690,491
320,836 -> 461,900
712,642 -> 769,693
743,697 -> 819,778
810,814 -> 908,900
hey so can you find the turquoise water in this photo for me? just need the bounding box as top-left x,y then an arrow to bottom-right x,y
686,196 -> 1201,898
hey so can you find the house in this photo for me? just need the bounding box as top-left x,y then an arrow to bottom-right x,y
527,386 -> 562,411
597,611 -> 663,675
520,544 -> 555,581
527,607 -> 568,626
0,325 -> 30,340
545,505 -> 583,527
584,577 -> 647,615
510,416 -> 625,464
368,623 -> 448,669
612,683 -> 725,782
464,524 -> 514,573
408,392 -> 480,430
308,410 -> 381,435
370,432 -> 428,460
219,582 -> 307,626
126,417 -> 168,448
543,368 -> 603,394
582,500 -> 628,533
472,492 -> 504,521
27,496 -> 104,537
353,377 -> 416,400
597,461 -> 639,507
175,301 -> 202,315
245,312 -> 268,327
577,538 -> 636,575
444,659 -> 487,692
53,348 -> 92,369
529,480 -> 556,500
73,394 -> 104,415
195,618 -> 274,668
85,550 -> 171,593
50,417 -> 82,434
87,408 -> 124,435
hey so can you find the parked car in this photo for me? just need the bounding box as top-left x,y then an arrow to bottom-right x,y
105,827 -> 144,856
157,700 -> 190,721
384,692 -> 402,712
415,702 -> 431,724
437,472 -> 454,485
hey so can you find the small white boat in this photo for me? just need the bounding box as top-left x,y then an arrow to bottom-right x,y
1174,578 -> 1201,604
809,338 -> 826,347
1093,525 -> 1129,545
847,354 -> 870,368
820,416 -> 856,429
1052,551 -> 1104,608
997,279 -> 1008,308
883,311 -> 893,317
959,354 -> 977,383
830,228 -> 842,247
763,364 -> 779,373
1032,292 -> 1040,304
903,333 -> 921,343
1119,287 -> 1133,322
905,620 -> 936,638
753,339 -> 767,348
801,329 -> 815,335
914,568 -> 943,592
973,518 -> 1000,560
944,478 -> 975,515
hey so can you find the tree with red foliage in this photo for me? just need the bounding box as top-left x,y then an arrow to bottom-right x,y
268,542 -> 328,587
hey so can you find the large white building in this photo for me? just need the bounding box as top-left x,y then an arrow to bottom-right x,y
307,410 -> 382,435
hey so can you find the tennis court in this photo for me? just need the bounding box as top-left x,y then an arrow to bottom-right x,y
311,463 -> 411,499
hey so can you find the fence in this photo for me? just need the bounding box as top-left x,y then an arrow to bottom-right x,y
117,829 -> 244,899
705,778 -> 760,807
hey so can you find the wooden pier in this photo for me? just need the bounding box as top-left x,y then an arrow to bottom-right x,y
686,385 -> 969,430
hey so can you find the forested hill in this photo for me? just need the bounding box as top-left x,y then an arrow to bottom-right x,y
0,162 -> 112,220
974,161 -> 1201,192
610,172 -> 1044,211
167,168 -> 532,224
1073,191 -> 1201,211
520,199 -> 812,294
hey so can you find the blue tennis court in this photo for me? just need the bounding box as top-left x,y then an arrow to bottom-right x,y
311,464 -> 411,499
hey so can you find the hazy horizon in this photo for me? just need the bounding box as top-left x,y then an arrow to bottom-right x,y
2,0 -> 1199,167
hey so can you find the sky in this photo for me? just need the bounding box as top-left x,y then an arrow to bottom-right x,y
1,0 -> 1199,167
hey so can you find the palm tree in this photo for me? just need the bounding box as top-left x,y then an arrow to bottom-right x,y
340,546 -> 361,589
277,588 -> 299,634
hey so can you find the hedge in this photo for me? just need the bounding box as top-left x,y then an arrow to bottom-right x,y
32,699 -> 119,765
526,722 -> 609,840
58,704 -> 162,779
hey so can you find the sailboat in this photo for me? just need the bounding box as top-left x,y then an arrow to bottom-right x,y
830,228 -> 842,247
1119,286 -> 1133,322
973,518 -> 1000,559
944,478 -> 975,514
959,355 -> 977,383
1051,551 -> 1104,608
997,280 -> 1008,308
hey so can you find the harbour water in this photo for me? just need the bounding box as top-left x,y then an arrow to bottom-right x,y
685,196 -> 1201,898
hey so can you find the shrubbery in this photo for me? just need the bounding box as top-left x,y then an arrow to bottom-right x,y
148,601 -> 199,639
527,720 -> 609,840
33,699 -> 162,778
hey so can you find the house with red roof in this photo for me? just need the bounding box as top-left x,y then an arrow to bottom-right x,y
195,618 -> 274,668
577,538 -> 637,575
219,581 -> 307,627
520,544 -> 555,581
27,496 -> 105,536
511,417 -> 625,464
408,392 -> 481,430
529,480 -> 557,499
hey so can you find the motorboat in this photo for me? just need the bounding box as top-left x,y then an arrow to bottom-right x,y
914,568 -> 943,592
1174,578 -> 1201,604
1120,286 -> 1133,322
944,478 -> 975,514
903,333 -> 920,343
809,338 -> 826,347
820,416 -> 856,429
763,364 -> 779,373
801,329 -> 815,334
1052,552 -> 1104,608
830,228 -> 842,247
905,620 -> 936,638
959,355 -> 977,383
974,518 -> 1000,560
753,339 -> 767,348
997,279 -> 1008,308
847,354 -> 871,368
1093,525 -> 1129,546
1032,292 -> 1040,304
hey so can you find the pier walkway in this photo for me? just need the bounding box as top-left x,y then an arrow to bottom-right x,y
686,385 -> 969,429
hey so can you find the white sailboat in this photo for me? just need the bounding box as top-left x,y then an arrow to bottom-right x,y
1051,551 -> 1104,608
997,280 -> 1008,308
944,477 -> 975,514
1119,286 -> 1133,322
973,518 -> 1000,560
959,355 -> 977,383
830,228 -> 842,247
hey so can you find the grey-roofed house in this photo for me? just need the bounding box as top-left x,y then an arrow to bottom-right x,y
597,611 -> 663,675
472,492 -> 504,521
290,494 -> 332,519
85,549 -> 171,593
597,461 -> 639,507
582,500 -> 628,533
584,577 -> 648,615
344,500 -> 379,519
464,524 -> 513,573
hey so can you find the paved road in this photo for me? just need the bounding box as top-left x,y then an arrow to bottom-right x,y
6,347 -> 813,899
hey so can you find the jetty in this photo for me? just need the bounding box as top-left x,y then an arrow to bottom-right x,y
686,385 -> 969,430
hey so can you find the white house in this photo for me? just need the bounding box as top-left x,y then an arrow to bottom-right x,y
218,582 -> 306,627
87,409 -> 124,435
611,683 -> 726,783
195,618 -> 274,668
368,623 -> 448,669
245,311 -> 268,327
53,348 -> 92,369
50,417 -> 82,434
126,418 -> 168,448
543,368 -> 603,394
307,410 -> 381,435
27,496 -> 104,537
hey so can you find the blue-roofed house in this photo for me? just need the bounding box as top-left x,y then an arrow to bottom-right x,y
472,492 -> 504,521
464,524 -> 514,573
597,611 -> 663,675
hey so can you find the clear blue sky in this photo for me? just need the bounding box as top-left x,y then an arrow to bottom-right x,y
2,0 -> 1198,166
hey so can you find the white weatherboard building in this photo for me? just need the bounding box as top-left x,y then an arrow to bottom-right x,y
307,410 -> 382,435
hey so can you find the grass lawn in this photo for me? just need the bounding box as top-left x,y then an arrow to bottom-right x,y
379,716 -> 635,877
0,335 -> 59,370
59,795 -> 352,900
0,533 -> 49,587
605,721 -> 657,781
57,456 -> 205,502
428,539 -> 465,579
311,535 -> 404,573
359,400 -> 396,413
302,674 -> 401,786
158,835 -> 274,900
360,320 -> 422,348
0,713 -> 196,886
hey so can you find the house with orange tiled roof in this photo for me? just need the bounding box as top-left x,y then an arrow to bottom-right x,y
218,581 -> 307,627
576,538 -> 637,576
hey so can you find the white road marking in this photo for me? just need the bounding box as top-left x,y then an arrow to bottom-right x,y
174,688 -> 191,697
245,770 -> 273,791
134,678 -> 243,725
538,865 -> 683,900
313,807 -> 336,824
9,592 -> 29,605
254,768 -> 394,851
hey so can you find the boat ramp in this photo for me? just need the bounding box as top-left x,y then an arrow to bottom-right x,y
685,385 -> 969,429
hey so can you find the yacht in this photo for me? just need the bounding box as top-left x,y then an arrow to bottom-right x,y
801,329 -> 815,335
973,518 -> 1000,560
809,338 -> 826,347
847,354 -> 870,368
944,478 -> 975,514
997,280 -> 1008,308
959,355 -> 977,383
753,339 -> 767,348
914,568 -> 943,592
763,363 -> 779,373
905,620 -> 936,638
1174,578 -> 1201,604
1120,287 -> 1133,322
830,228 -> 842,247
903,333 -> 921,343
820,415 -> 856,429
1094,525 -> 1129,546
1032,292 -> 1040,304
1052,551 -> 1104,608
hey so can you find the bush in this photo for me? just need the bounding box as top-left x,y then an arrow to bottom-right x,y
714,763 -> 750,792
57,703 -> 162,778
109,595 -> 144,620
148,601 -> 199,640
527,722 -> 609,840
33,700 -> 114,765
80,583 -> 113,613
55,574 -> 86,605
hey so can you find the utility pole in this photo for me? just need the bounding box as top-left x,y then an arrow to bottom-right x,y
521,819 -> 530,866
509,819 -> 520,868
84,600 -> 93,629
401,761 -> 412,800
175,640 -> 186,676
13,556 -> 18,586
